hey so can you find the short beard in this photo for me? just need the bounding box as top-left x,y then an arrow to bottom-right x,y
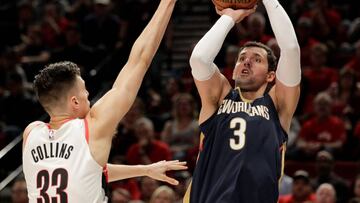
235,79 -> 257,92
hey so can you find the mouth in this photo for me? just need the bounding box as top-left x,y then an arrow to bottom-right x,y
240,68 -> 250,76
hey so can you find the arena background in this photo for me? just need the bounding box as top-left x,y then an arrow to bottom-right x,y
0,0 -> 360,202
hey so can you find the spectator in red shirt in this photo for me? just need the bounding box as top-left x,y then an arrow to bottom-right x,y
303,43 -> 338,115
127,117 -> 172,165
297,92 -> 346,159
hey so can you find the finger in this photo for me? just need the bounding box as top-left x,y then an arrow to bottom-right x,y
165,160 -> 180,164
252,4 -> 258,10
166,163 -> 188,171
168,166 -> 188,171
164,160 -> 186,166
162,175 -> 179,185
215,7 -> 222,15
244,6 -> 256,15
250,5 -> 258,13
170,161 -> 186,166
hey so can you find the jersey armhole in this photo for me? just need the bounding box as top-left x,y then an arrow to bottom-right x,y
103,165 -> 109,183
84,118 -> 90,144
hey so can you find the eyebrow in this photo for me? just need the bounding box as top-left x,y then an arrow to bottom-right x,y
239,52 -> 264,58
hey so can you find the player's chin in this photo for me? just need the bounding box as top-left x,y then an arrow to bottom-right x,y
234,77 -> 250,84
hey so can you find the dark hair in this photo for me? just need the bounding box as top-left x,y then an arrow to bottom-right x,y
238,41 -> 277,72
33,61 -> 80,109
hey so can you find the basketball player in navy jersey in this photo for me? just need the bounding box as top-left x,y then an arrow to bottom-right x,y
22,0 -> 187,202
184,0 -> 301,202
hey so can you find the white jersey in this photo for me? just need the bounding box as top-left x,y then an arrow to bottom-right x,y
23,119 -> 108,203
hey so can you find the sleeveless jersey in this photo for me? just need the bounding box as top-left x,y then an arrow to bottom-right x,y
23,119 -> 107,203
187,88 -> 287,203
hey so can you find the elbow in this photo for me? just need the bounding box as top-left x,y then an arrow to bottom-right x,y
189,51 -> 211,69
129,40 -> 153,68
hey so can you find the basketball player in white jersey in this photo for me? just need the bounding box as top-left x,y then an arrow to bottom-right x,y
22,0 -> 184,202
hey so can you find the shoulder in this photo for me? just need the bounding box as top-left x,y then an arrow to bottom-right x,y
23,121 -> 44,147
23,121 -> 44,136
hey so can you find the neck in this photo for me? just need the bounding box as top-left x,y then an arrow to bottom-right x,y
49,114 -> 75,129
237,85 -> 267,101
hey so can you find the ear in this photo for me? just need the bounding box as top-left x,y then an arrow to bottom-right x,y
70,96 -> 80,110
266,71 -> 276,83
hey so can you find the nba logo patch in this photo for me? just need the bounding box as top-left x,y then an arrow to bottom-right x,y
49,129 -> 55,139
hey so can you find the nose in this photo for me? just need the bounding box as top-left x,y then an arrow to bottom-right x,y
243,58 -> 251,68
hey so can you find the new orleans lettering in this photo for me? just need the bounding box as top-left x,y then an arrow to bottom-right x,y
217,99 -> 270,120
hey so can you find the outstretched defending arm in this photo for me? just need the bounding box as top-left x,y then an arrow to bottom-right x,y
264,0 -> 301,131
87,0 -> 177,166
107,160 -> 187,185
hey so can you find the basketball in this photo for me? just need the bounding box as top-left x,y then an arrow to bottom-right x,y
212,0 -> 258,10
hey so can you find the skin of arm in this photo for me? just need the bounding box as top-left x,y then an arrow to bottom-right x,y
107,160 -> 187,185
85,0 -> 177,166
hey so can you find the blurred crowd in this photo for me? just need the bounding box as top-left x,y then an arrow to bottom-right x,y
1,0 -> 360,202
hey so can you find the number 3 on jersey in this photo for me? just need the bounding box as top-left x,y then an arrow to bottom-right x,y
229,118 -> 246,150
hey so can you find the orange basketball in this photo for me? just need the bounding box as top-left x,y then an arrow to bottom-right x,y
212,0 -> 258,10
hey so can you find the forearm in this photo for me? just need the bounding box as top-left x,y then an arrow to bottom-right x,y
263,0 -> 301,86
263,0 -> 298,51
107,163 -> 148,182
189,15 -> 234,81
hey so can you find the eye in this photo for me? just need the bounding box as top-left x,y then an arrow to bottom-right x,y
255,58 -> 261,63
239,57 -> 245,62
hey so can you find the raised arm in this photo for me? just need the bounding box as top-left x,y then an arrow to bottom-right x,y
190,8 -> 256,123
86,0 -> 177,165
264,0 -> 301,132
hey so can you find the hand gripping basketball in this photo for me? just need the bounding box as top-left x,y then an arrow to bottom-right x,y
212,0 -> 258,10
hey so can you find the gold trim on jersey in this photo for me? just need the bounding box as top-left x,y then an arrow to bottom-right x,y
235,87 -> 254,103
278,143 -> 287,186
183,181 -> 192,203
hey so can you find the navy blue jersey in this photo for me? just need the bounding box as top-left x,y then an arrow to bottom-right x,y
187,88 -> 287,203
